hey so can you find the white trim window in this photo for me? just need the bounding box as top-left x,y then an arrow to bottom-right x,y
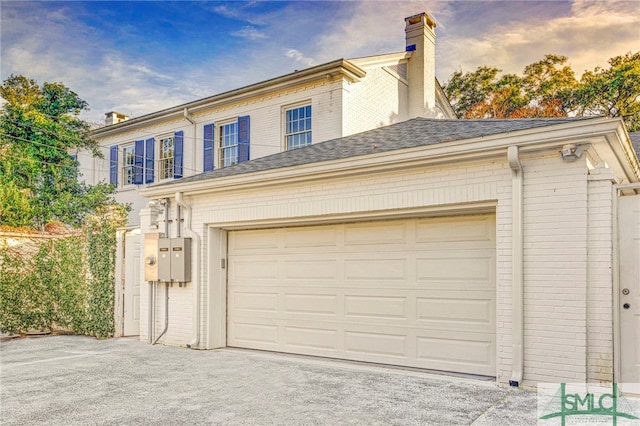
219,121 -> 238,167
122,145 -> 135,186
285,104 -> 311,150
159,136 -> 174,180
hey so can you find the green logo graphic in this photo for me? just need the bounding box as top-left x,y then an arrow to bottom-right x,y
539,383 -> 639,425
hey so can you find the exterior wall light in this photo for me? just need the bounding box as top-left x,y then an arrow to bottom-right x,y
560,143 -> 583,161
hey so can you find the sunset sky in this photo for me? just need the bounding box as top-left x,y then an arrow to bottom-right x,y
2,1 -> 638,123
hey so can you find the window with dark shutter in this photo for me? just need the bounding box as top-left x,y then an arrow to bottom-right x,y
133,139 -> 144,184
203,124 -> 215,172
238,115 -> 250,163
174,130 -> 183,178
109,145 -> 118,186
145,138 -> 155,183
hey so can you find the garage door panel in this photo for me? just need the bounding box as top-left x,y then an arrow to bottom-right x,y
344,258 -> 408,281
229,229 -> 279,251
284,293 -> 338,316
416,216 -> 495,244
283,259 -> 339,280
416,292 -> 494,326
230,291 -> 279,313
283,326 -> 339,350
416,255 -> 493,283
227,215 -> 496,376
344,295 -> 408,320
344,221 -> 408,245
284,227 -> 338,248
230,259 -> 278,280
231,322 -> 279,345
344,331 -> 409,358
416,336 -> 494,375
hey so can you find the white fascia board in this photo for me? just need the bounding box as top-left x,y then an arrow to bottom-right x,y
349,51 -> 411,68
91,60 -> 366,139
435,80 -> 457,119
141,117 -> 634,198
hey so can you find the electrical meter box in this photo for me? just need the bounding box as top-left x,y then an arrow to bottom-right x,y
157,238 -> 172,282
144,233 -> 160,281
170,238 -> 191,282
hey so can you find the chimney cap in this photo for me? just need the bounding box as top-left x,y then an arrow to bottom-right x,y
405,12 -> 436,30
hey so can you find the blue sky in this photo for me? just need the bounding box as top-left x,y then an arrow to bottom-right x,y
2,1 -> 639,123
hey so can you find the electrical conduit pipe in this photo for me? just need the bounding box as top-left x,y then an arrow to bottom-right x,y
175,192 -> 201,349
508,146 -> 524,387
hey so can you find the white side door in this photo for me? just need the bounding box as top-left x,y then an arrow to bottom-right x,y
123,231 -> 141,336
619,194 -> 640,383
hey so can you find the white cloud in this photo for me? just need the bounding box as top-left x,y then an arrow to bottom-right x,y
437,0 -> 640,83
286,49 -> 316,67
232,26 -> 268,40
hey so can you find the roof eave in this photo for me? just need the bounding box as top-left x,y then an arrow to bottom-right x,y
141,117 -> 634,199
91,59 -> 366,138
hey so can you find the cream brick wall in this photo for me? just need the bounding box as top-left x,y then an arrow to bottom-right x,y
522,153 -> 589,385
587,168 -> 616,383
138,146 -> 620,386
343,66 -> 409,135
87,79 -> 348,225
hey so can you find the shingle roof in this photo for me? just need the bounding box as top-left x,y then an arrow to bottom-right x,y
630,132 -> 640,158
150,116 -> 598,188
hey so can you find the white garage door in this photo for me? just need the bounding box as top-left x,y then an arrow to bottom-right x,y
227,215 -> 496,376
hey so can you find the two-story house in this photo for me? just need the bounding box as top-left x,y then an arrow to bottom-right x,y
79,11 -> 640,390
80,12 -> 453,227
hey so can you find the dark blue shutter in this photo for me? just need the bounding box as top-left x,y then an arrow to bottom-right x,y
109,145 -> 118,186
174,130 -> 183,178
133,139 -> 144,184
238,115 -> 250,163
203,124 -> 214,172
145,137 -> 155,183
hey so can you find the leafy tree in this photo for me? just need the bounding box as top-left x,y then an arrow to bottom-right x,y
0,75 -> 123,229
576,52 -> 640,131
521,54 -> 578,117
444,52 -> 640,131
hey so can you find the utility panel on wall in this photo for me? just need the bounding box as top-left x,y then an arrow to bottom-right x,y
170,238 -> 191,282
157,237 -> 191,282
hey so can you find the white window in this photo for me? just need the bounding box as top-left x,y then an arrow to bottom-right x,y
159,136 -> 174,180
285,104 -> 311,150
219,122 -> 238,167
122,145 -> 135,186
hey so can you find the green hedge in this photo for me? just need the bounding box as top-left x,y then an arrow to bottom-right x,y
0,217 -> 118,338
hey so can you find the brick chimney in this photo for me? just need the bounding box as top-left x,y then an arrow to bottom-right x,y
405,12 -> 437,118
105,111 -> 129,126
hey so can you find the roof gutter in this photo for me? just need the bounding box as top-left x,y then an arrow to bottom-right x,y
507,146 -> 524,387
142,117 -> 630,200
91,60 -> 366,138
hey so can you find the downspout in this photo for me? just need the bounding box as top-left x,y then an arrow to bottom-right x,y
152,282 -> 169,344
508,146 -> 524,387
149,199 -> 170,344
175,191 -> 201,349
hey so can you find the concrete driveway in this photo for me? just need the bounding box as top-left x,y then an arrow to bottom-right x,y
1,335 -> 537,425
